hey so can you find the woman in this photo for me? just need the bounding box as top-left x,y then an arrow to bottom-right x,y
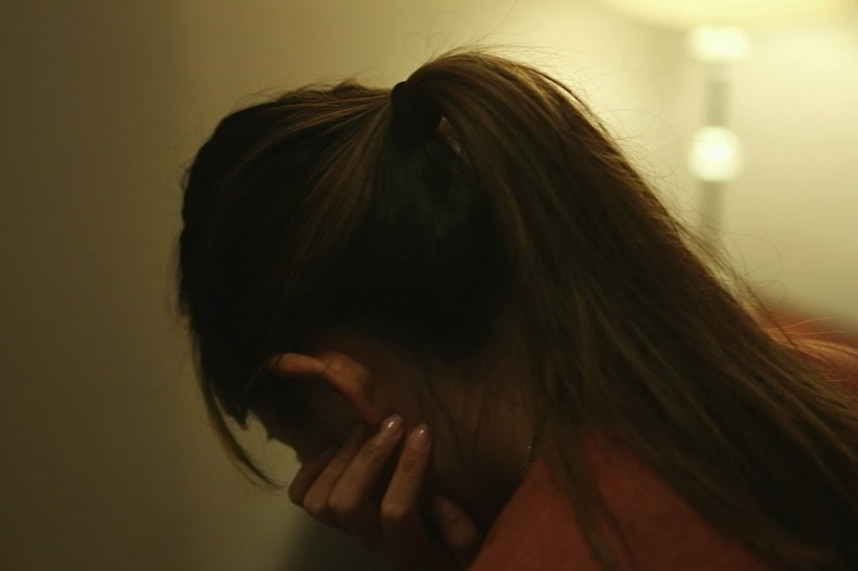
178,50 -> 858,570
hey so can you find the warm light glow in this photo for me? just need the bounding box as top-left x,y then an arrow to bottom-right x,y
688,126 -> 743,182
689,25 -> 749,62
602,0 -> 846,28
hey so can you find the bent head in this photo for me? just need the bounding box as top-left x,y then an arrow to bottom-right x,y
179,51 -> 858,569
178,50 -> 719,520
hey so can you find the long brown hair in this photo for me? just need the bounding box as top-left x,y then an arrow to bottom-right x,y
178,50 -> 858,570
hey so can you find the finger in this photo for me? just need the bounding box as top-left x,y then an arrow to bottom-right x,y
300,424 -> 369,525
290,427 -> 366,507
430,495 -> 483,567
328,414 -> 405,541
287,446 -> 338,506
379,424 -> 432,551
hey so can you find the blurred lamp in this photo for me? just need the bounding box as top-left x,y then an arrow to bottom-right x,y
688,126 -> 743,182
601,0 -> 845,247
688,25 -> 749,62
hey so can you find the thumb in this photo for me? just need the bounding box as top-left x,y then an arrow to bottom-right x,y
430,496 -> 483,567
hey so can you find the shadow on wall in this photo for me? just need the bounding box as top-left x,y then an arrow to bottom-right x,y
278,517 -> 391,571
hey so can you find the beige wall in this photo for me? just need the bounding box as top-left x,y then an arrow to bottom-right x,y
725,22 -> 858,326
1,1 -> 854,570
650,15 -> 858,328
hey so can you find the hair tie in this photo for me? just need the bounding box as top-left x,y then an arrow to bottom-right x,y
390,81 -> 442,141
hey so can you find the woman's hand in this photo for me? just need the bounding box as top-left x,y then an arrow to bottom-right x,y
288,416 -> 483,570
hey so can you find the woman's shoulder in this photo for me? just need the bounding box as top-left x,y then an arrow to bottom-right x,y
468,329 -> 858,571
467,445 -> 777,571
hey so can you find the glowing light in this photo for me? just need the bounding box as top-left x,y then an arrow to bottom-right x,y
688,126 -> 743,182
689,25 -> 749,62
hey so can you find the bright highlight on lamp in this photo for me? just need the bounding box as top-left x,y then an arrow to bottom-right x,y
688,126 -> 743,182
689,25 -> 749,62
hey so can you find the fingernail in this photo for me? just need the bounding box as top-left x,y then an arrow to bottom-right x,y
380,414 -> 403,438
408,424 -> 431,451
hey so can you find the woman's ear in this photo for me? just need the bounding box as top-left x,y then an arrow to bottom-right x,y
269,351 -> 384,426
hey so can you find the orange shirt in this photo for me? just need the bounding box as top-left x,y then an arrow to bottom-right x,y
469,340 -> 858,571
